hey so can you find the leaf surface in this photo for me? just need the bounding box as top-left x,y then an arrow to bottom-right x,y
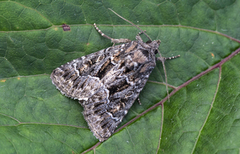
0,0 -> 240,154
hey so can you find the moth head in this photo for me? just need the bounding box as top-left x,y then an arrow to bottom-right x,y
146,40 -> 161,54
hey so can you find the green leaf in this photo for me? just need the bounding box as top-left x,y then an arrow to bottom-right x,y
0,0 -> 240,153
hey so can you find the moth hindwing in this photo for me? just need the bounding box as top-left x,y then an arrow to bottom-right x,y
50,10 -> 178,142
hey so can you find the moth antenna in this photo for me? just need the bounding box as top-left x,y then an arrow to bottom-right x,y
108,8 -> 152,42
94,23 -> 113,40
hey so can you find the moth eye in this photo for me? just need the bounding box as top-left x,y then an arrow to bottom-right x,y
154,50 -> 158,54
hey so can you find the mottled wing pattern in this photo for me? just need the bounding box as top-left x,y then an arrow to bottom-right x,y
51,40 -> 157,141
51,47 -> 109,100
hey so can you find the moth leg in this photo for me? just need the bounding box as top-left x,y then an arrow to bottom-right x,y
157,53 -> 180,102
94,23 -> 131,46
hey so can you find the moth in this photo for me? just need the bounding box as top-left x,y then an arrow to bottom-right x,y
50,9 -> 179,142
